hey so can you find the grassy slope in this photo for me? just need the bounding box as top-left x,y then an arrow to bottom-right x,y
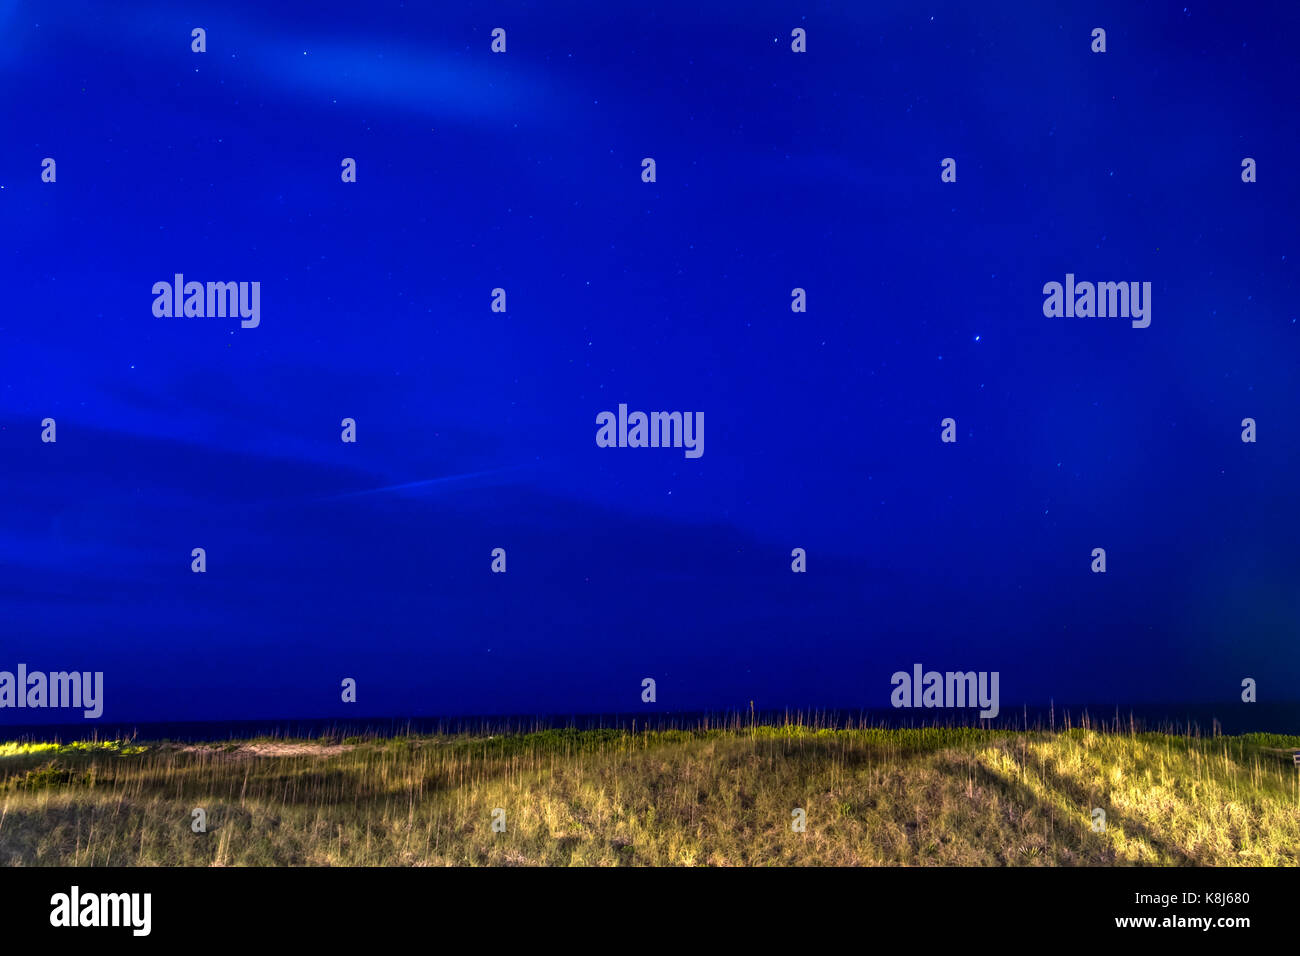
1,727 -> 1297,866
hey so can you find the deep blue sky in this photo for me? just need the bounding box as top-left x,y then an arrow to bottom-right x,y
2,0 -> 1298,724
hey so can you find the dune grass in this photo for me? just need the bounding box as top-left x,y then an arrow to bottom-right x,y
0,724 -> 1297,866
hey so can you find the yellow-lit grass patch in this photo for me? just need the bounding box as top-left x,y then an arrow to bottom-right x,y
0,727 -> 1295,866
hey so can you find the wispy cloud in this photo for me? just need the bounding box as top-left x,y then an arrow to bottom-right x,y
316,465 -> 529,502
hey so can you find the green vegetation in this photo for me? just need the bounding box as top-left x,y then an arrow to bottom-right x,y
0,725 -> 1297,866
0,740 -> 148,759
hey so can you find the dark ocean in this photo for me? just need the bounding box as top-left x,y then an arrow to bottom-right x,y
4,702 -> 1299,743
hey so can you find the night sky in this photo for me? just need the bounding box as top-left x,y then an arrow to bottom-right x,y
3,0 -> 1298,725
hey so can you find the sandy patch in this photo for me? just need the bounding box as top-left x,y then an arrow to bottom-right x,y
179,742 -> 357,758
